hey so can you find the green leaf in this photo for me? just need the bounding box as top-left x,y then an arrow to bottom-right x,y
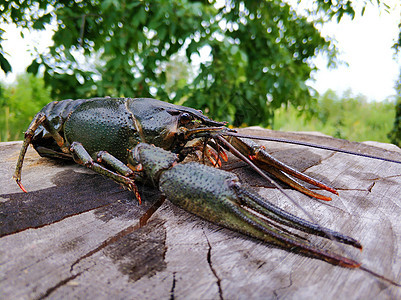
158,27 -> 167,41
32,13 -> 53,30
138,7 -> 147,25
127,2 -> 142,9
0,53 -> 12,74
27,60 -> 40,75
101,0 -> 120,11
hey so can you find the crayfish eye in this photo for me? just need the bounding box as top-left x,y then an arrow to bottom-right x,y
179,112 -> 193,125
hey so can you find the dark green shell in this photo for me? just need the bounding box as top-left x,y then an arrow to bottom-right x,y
64,98 -> 140,162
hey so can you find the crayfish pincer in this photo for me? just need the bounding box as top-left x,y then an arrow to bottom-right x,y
14,97 -> 398,276
134,143 -> 361,268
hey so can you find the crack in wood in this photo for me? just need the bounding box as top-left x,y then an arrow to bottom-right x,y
1,201 -> 116,239
367,182 -> 376,193
37,271 -> 83,300
103,217 -> 167,281
365,174 -> 401,181
301,151 -> 336,173
256,261 -> 266,270
170,272 -> 176,300
70,196 -> 165,273
273,270 -> 293,299
203,230 -> 224,300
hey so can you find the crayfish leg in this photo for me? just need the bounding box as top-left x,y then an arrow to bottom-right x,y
96,150 -> 135,177
224,136 -> 338,200
262,165 -> 333,201
13,112 -> 47,192
70,142 -> 142,204
14,111 -> 72,192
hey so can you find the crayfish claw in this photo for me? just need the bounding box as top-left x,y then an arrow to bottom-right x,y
231,183 -> 362,250
205,145 -> 222,167
128,182 -> 142,205
154,155 -> 361,268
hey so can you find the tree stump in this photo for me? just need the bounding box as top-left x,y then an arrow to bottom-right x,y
1,128 -> 401,299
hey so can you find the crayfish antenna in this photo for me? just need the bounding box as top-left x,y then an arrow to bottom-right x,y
359,265 -> 401,287
225,132 -> 401,165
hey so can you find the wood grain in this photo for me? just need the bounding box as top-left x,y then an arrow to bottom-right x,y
1,128 -> 401,299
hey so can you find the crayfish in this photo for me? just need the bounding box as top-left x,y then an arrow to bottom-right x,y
12,97 -> 401,284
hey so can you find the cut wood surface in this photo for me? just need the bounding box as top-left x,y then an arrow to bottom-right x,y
1,127 -> 401,299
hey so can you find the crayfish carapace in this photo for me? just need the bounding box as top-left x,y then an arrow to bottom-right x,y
11,97 -> 401,283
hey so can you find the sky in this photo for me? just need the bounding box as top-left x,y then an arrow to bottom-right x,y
309,1 -> 401,101
0,2 -> 400,101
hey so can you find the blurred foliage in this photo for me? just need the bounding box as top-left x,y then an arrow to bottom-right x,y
388,73 -> 401,146
0,73 -> 51,141
275,89 -> 395,143
388,9 -> 401,146
0,77 -> 395,144
0,0 -> 384,127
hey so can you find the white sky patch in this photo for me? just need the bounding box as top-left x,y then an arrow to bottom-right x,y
310,2 -> 400,101
0,2 -> 400,101
1,23 -> 54,83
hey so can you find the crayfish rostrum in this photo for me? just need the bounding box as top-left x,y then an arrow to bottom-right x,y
13,97 -> 390,271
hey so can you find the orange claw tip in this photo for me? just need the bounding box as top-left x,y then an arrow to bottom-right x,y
340,260 -> 362,269
207,155 -> 221,167
326,187 -> 338,195
311,192 -> 332,201
220,151 -> 228,162
317,195 -> 332,202
135,193 -> 142,205
351,240 -> 363,251
17,181 -> 28,193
